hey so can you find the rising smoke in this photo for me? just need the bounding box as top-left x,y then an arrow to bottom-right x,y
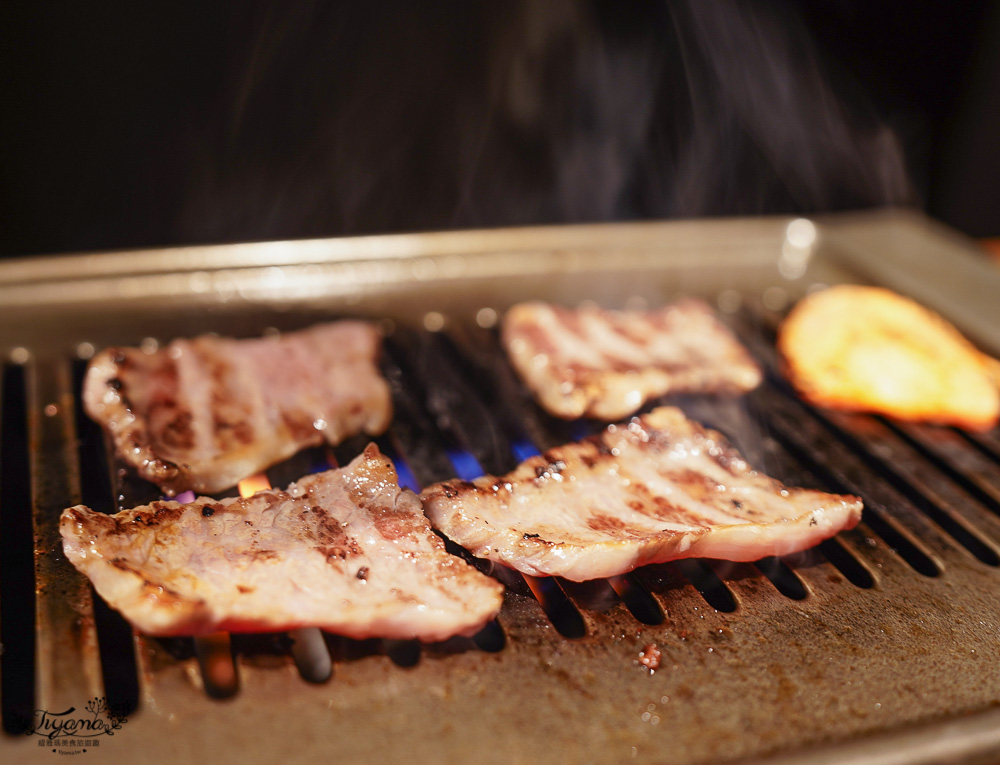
170,1 -> 915,244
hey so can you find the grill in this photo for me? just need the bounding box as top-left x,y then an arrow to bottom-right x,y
3,209 -> 1000,764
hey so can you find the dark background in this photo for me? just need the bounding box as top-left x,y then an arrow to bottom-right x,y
2,1 -> 999,258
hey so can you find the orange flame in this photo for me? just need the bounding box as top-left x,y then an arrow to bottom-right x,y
238,473 -> 272,498
607,574 -> 631,599
522,574 -> 551,609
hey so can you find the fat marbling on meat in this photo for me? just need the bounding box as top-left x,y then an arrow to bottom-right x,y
501,299 -> 762,420
83,321 -> 392,495
60,444 -> 504,640
421,407 -> 862,581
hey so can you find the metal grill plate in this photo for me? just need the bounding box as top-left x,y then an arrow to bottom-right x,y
2,209 -> 1000,765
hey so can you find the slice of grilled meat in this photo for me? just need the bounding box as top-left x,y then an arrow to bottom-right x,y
501,299 -> 762,420
60,444 -> 504,640
421,407 -> 862,582
83,321 -> 392,495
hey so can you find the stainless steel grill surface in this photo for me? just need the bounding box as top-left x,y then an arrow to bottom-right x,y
3,210 -> 1000,764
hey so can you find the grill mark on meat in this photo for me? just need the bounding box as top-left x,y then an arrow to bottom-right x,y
318,545 -> 354,563
160,410 -> 195,451
201,502 -> 225,518
442,481 -> 478,500
602,316 -> 689,375
304,506 -> 363,559
557,309 -> 638,374
59,443 -> 504,639
187,340 -> 258,454
422,406 -> 863,581
619,481 -> 716,528
143,353 -> 186,448
586,513 -> 627,533
502,300 -> 762,420
114,501 -> 187,530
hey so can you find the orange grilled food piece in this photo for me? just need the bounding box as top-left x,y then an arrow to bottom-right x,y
778,285 -> 1000,431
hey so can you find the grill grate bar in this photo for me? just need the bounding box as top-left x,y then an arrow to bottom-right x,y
960,426 -> 1000,463
753,383 -> 944,577
890,420 -> 1000,520
821,412 -> 1000,567
28,357 -> 104,713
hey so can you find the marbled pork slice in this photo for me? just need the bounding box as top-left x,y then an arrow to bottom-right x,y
83,321 -> 392,495
421,407 -> 862,581
60,444 -> 504,640
501,299 -> 762,420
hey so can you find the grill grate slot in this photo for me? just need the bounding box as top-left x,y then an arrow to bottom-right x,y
0,363 -> 35,734
522,576 -> 588,639
195,633 -> 239,698
815,538 -> 875,589
671,560 -> 739,613
608,575 -> 667,625
71,359 -> 141,715
754,557 -> 810,600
